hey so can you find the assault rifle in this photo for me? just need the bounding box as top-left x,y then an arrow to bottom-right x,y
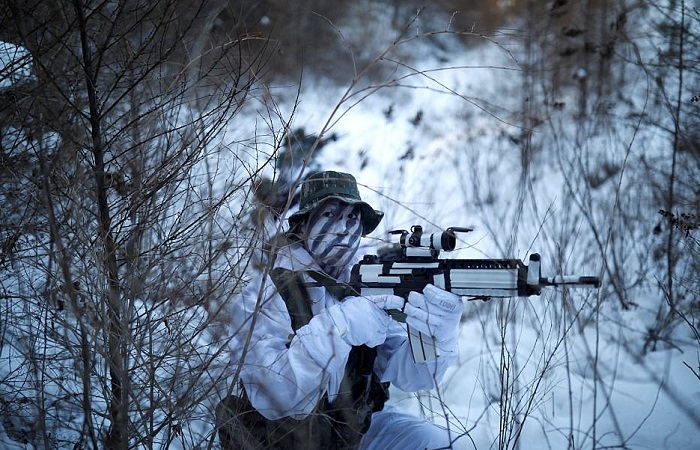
349,225 -> 601,362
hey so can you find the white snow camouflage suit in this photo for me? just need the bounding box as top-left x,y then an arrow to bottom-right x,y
219,239 -> 457,449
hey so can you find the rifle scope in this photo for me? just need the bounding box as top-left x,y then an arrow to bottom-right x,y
391,225 -> 473,253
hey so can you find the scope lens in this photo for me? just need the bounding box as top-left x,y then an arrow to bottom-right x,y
439,231 -> 456,250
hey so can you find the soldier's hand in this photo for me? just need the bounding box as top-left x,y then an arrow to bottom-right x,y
403,284 -> 462,344
327,295 -> 404,347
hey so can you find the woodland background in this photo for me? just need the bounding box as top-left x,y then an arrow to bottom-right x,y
1,0 -> 699,449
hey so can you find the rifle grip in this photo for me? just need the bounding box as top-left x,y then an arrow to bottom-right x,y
387,308 -> 407,323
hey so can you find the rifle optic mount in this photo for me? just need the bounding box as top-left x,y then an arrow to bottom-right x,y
389,225 -> 473,258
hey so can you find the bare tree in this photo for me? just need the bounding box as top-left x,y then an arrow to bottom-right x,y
0,0 -> 279,448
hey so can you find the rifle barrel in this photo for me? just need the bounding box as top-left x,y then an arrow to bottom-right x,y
540,276 -> 601,288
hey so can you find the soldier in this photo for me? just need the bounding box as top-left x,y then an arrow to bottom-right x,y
218,171 -> 463,449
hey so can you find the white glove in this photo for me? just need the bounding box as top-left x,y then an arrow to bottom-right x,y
327,295 -> 405,347
403,284 -> 462,345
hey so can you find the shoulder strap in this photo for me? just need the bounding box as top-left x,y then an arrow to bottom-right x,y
305,270 -> 359,299
270,267 -> 313,331
270,266 -> 360,333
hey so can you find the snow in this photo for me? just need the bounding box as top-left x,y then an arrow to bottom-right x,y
0,42 -> 32,88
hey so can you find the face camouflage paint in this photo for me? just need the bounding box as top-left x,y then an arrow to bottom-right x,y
302,199 -> 363,277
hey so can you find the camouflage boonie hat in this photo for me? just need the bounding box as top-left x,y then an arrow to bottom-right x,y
288,171 -> 384,236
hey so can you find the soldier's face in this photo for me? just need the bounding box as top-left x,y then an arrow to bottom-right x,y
303,200 -> 363,269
